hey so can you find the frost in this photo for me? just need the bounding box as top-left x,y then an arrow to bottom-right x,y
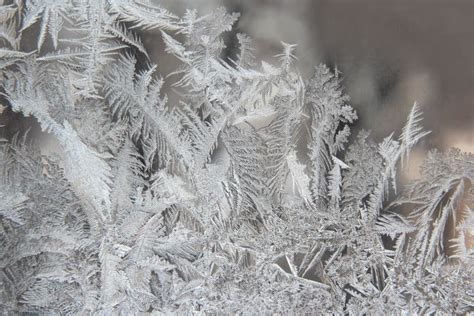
0,1 -> 472,314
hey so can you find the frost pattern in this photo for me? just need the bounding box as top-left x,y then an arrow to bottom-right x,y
0,1 -> 473,314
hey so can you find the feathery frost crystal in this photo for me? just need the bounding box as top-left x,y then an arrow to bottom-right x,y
0,1 -> 472,314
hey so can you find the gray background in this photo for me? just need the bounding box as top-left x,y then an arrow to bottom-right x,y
158,0 -> 474,156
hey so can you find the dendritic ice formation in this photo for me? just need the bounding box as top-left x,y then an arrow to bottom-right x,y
0,1 -> 473,314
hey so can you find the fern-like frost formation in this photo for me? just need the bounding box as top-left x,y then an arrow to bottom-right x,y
0,1 -> 472,314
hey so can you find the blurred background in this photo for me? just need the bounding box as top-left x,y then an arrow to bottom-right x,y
158,0 -> 474,158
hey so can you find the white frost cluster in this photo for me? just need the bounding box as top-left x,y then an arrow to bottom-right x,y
0,1 -> 472,314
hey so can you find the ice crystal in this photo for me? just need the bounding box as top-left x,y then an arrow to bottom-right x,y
0,1 -> 472,314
